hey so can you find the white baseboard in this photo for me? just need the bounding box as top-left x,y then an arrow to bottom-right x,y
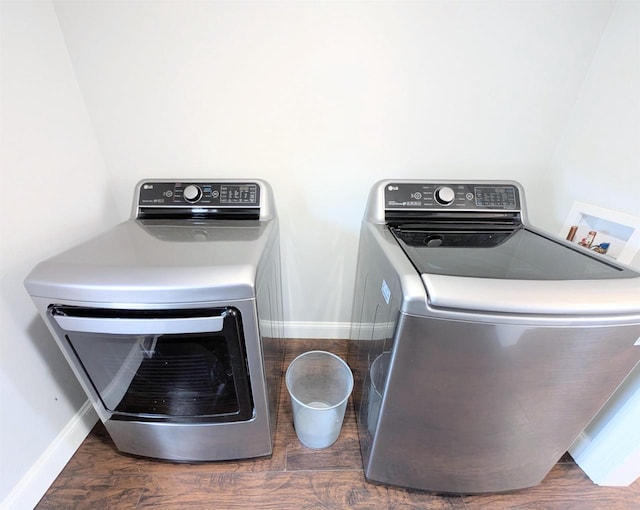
282,321 -> 352,339
569,373 -> 640,486
1,401 -> 98,510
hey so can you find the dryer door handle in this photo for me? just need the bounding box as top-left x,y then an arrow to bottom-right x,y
53,315 -> 225,335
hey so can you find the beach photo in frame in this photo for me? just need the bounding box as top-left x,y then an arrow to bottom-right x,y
561,201 -> 640,265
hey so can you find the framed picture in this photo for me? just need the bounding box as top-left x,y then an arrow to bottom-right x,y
561,201 -> 640,265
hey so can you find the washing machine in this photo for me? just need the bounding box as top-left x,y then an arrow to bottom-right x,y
350,179 -> 640,494
25,179 -> 283,461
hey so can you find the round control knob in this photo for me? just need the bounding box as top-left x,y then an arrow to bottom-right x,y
434,186 -> 456,206
183,185 -> 202,203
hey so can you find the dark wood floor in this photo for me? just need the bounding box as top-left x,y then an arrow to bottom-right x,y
37,339 -> 640,509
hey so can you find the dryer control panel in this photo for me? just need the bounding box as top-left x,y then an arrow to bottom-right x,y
134,180 -> 267,220
384,182 -> 521,212
138,181 -> 260,208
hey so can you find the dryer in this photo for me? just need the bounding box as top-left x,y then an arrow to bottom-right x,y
25,179 -> 283,461
350,180 -> 640,493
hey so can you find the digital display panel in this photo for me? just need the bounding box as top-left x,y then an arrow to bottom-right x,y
219,184 -> 258,205
474,186 -> 518,208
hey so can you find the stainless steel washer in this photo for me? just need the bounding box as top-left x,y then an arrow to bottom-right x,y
350,179 -> 640,493
25,179 -> 283,461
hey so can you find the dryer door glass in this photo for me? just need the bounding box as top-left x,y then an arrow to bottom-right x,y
48,306 -> 254,423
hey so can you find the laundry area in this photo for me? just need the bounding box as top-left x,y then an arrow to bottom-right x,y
2,1 -> 640,509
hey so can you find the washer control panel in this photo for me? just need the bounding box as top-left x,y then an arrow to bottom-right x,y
384,182 -> 521,211
138,181 -> 260,208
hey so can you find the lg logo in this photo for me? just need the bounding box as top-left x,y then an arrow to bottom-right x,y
388,185 -> 398,191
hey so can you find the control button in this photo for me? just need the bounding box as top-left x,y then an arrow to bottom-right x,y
466,192 -> 474,201
425,235 -> 444,247
434,186 -> 456,206
183,185 -> 202,203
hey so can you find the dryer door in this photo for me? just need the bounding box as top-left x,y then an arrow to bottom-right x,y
48,306 -> 254,423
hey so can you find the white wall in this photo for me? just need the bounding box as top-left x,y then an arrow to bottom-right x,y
542,0 -> 639,258
53,0 -> 615,335
545,1 -> 640,486
0,2 -> 118,507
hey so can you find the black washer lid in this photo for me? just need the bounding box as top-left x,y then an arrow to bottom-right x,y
391,226 -> 638,281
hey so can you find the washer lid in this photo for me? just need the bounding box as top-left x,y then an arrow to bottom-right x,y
391,226 -> 640,315
392,226 -> 638,281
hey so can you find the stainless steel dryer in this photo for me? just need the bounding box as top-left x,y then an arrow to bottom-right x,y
350,179 -> 640,494
25,179 -> 283,461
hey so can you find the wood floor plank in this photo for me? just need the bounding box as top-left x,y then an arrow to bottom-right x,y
136,470 -> 465,509
36,475 -> 147,509
462,461 -> 640,509
283,338 -> 349,365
